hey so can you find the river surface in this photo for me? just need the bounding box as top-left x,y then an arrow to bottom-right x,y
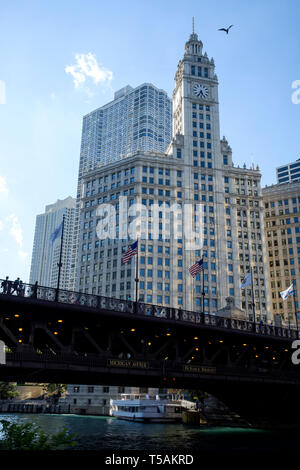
0,413 -> 298,452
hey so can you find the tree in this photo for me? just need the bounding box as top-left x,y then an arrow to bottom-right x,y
187,389 -> 210,411
0,382 -> 19,400
0,420 -> 76,450
43,383 -> 67,397
188,389 -> 209,401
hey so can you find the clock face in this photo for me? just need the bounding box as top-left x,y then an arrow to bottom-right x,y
193,83 -> 209,99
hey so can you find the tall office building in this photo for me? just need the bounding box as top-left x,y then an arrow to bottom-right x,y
29,197 -> 76,290
277,159 -> 300,184
262,180 -> 300,325
76,31 -> 270,321
79,84 -> 172,173
70,84 -> 172,290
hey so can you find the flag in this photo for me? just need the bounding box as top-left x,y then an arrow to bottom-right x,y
240,273 -> 252,288
189,259 -> 204,277
280,281 -> 295,300
50,222 -> 63,245
122,241 -> 138,263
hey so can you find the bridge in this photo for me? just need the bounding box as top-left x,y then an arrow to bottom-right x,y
0,280 -> 300,426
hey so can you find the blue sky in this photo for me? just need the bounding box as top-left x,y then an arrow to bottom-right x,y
0,0 -> 299,282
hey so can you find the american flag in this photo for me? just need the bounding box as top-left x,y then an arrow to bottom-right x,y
122,241 -> 138,264
189,259 -> 204,277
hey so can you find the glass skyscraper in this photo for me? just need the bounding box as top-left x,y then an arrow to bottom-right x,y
29,197 -> 76,290
277,159 -> 300,184
79,84 -> 172,174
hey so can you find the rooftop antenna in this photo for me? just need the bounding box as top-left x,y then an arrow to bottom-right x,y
192,16 -> 195,34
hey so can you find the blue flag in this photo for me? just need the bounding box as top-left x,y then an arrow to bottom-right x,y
50,221 -> 63,245
280,281 -> 295,300
240,272 -> 252,288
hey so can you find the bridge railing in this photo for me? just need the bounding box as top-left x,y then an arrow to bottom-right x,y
0,279 -> 297,340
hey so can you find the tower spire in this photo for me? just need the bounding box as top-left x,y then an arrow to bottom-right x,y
189,17 -> 198,42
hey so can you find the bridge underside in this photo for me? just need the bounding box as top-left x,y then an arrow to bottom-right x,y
1,294 -> 300,426
1,358 -> 300,426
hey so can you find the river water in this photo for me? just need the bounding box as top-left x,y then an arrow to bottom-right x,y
0,413 -> 299,453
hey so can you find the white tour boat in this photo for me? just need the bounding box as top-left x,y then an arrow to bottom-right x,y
109,393 -> 196,423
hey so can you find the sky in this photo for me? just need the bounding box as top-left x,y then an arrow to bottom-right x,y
0,0 -> 299,282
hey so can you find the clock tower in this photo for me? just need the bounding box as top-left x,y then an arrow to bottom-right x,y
172,31 -> 221,169
169,30 -> 269,320
169,30 -> 226,311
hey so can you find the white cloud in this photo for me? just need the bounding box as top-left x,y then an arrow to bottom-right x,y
65,52 -> 113,89
0,176 -> 8,194
18,250 -> 28,260
7,214 -> 23,247
6,214 -> 28,259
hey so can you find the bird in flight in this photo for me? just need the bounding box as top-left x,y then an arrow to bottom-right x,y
218,25 -> 234,34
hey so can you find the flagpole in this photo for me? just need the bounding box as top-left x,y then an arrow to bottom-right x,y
135,240 -> 139,306
55,215 -> 65,302
250,266 -> 256,327
202,264 -> 205,317
292,279 -> 298,332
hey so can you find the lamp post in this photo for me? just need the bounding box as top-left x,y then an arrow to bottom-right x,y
250,266 -> 256,327
292,281 -> 298,334
134,240 -> 139,313
55,216 -> 65,302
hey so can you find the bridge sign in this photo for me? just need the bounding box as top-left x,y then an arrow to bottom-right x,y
107,359 -> 149,369
183,365 -> 216,374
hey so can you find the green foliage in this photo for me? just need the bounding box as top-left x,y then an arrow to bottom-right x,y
43,383 -> 67,397
188,389 -> 209,402
0,382 -> 19,399
0,420 -> 76,450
